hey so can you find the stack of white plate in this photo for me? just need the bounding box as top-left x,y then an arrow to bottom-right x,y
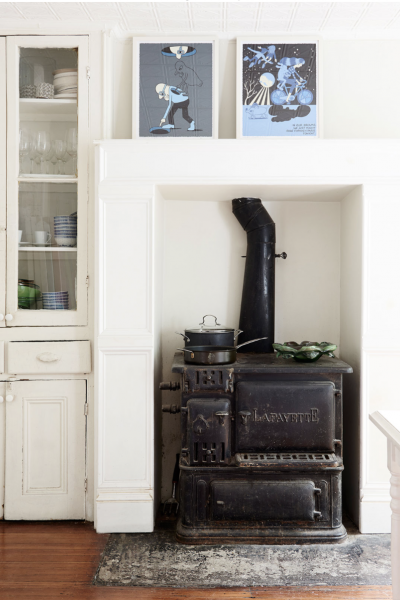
42,291 -> 69,310
53,68 -> 77,99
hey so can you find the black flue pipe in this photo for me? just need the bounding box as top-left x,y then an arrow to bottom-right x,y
232,197 -> 275,353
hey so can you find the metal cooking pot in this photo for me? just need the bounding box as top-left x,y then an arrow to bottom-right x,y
177,337 -> 268,365
176,315 -> 242,347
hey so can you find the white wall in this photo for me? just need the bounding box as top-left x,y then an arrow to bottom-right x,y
340,186 -> 363,526
160,197 -> 341,501
112,38 -> 400,140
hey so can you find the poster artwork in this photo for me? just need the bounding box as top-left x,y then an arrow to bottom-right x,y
138,43 -> 213,138
242,43 -> 317,137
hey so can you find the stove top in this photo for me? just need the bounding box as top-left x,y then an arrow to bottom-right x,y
171,352 -> 353,374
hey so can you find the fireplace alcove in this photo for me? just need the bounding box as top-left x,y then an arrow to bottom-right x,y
95,139 -> 400,535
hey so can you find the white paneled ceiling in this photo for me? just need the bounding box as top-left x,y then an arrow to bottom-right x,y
1,2 -> 400,35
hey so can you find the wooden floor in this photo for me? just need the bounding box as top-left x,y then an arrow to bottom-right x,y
0,521 -> 392,600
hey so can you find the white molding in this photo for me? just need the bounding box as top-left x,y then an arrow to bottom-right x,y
95,138 -> 400,533
97,195 -> 153,337
97,346 -> 153,492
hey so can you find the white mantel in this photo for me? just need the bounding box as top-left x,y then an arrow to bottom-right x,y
95,139 -> 400,534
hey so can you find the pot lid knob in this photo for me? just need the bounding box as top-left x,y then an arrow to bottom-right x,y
199,314 -> 221,330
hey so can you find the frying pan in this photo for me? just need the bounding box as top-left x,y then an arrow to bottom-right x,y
177,337 -> 268,365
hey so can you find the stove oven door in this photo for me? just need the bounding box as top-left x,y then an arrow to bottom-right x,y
211,480 -> 321,522
236,381 -> 335,452
188,398 -> 231,465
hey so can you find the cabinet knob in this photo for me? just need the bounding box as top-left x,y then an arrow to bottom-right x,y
6,395 -> 13,402
37,352 -> 59,363
0,314 -> 4,321
0,396 -> 3,403
5,314 -> 13,321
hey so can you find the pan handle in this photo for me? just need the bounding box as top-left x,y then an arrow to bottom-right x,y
236,336 -> 268,350
177,348 -> 195,359
233,329 -> 243,340
175,331 -> 190,342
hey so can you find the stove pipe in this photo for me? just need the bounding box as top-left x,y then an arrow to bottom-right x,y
233,197 -> 276,353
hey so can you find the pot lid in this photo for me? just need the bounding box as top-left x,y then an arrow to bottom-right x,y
186,315 -> 236,334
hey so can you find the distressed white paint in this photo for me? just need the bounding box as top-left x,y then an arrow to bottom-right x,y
5,379 -> 86,520
0,38 -> 6,329
370,411 -> 400,599
96,139 -> 400,533
0,30 -> 103,522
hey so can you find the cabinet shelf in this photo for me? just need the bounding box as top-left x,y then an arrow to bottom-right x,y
18,177 -> 77,183
19,246 -> 77,252
20,98 -> 77,122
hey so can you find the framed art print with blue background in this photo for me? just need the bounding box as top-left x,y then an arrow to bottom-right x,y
133,39 -> 218,139
237,39 -> 319,138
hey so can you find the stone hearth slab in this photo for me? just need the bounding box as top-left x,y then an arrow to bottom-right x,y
94,527 -> 391,588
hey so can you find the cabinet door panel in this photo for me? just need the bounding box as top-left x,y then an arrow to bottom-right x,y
5,379 -> 86,520
0,38 -> 5,326
0,382 -> 5,519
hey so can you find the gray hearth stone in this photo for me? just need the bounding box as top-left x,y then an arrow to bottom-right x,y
94,523 -> 391,588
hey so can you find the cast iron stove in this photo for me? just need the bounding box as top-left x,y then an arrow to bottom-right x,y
162,352 -> 352,544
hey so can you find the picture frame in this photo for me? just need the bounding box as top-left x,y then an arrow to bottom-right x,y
132,38 -> 218,139
236,38 -> 321,139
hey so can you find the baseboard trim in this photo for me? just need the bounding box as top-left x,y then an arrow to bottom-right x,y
359,499 -> 391,533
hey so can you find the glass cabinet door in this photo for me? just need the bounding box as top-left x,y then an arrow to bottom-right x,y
0,38 -> 6,328
6,36 -> 88,326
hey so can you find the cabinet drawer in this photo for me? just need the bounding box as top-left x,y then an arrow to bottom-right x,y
8,341 -> 91,374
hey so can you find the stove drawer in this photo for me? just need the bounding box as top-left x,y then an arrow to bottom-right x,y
236,381 -> 335,452
210,480 -> 320,522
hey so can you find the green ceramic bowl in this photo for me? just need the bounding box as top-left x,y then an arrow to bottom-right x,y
18,283 -> 41,300
273,341 -> 337,362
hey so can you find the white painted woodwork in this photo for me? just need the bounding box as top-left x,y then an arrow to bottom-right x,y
370,411 -> 400,599
6,35 -> 89,327
0,342 -> 4,374
8,341 -> 91,375
0,38 -> 6,329
0,382 -> 4,519
5,379 -> 86,520
96,139 -> 400,534
97,196 -> 152,337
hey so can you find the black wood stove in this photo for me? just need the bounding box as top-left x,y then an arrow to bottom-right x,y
162,353 -> 352,544
161,197 -> 352,544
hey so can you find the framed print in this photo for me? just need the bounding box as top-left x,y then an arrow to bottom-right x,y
237,39 -> 320,139
133,39 -> 218,139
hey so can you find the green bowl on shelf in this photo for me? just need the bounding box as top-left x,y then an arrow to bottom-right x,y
18,282 -> 41,309
273,341 -> 337,362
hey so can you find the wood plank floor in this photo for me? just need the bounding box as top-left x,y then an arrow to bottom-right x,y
0,521 -> 392,600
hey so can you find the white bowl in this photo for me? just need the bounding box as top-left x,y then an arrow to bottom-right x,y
55,236 -> 76,247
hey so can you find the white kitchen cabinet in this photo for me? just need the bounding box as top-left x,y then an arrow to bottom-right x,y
0,33 -> 94,521
5,379 -> 86,520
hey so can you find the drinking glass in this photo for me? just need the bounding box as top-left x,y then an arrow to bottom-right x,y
28,139 -> 37,174
50,147 -> 58,175
54,139 -> 67,175
44,142 -> 54,175
36,131 -> 51,175
19,129 -> 29,173
66,127 -> 77,176
61,151 -> 70,176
